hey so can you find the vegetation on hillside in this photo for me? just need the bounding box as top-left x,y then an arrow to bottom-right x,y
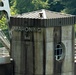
10,0 -> 65,14
61,0 -> 76,14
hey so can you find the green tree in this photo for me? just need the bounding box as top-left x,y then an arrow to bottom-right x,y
0,15 -> 8,29
10,0 -> 49,14
60,0 -> 76,14
10,0 -> 18,15
9,0 -> 65,14
48,0 -> 64,12
14,0 -> 34,14
32,0 -> 49,10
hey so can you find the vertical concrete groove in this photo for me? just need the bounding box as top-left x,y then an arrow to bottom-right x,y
21,31 -> 28,75
53,26 -> 63,75
32,32 -> 35,75
72,25 -> 75,75
43,28 -> 46,75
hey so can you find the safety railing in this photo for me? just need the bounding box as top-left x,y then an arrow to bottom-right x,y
0,29 -> 10,52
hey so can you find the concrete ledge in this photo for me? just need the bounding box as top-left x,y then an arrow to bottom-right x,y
0,55 -> 10,64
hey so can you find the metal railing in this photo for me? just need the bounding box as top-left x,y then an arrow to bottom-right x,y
0,29 -> 10,52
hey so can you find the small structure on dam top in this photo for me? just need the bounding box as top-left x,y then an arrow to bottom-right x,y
10,9 -> 75,75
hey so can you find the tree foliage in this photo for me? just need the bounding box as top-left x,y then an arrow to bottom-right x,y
48,0 -> 64,12
0,15 -> 8,29
11,0 -> 49,14
10,0 -> 18,15
32,0 -> 49,10
60,0 -> 76,14
13,0 -> 34,14
10,0 -> 65,14
9,0 -> 76,15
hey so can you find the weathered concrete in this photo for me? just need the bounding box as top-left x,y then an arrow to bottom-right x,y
61,26 -> 74,75
11,31 -> 22,75
45,28 -> 54,75
45,42 -> 54,75
34,41 -> 43,75
62,26 -> 72,40
61,72 -> 73,75
34,28 -> 43,42
45,28 -> 54,42
34,29 -> 44,75
62,40 -> 73,73
11,25 -> 74,75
